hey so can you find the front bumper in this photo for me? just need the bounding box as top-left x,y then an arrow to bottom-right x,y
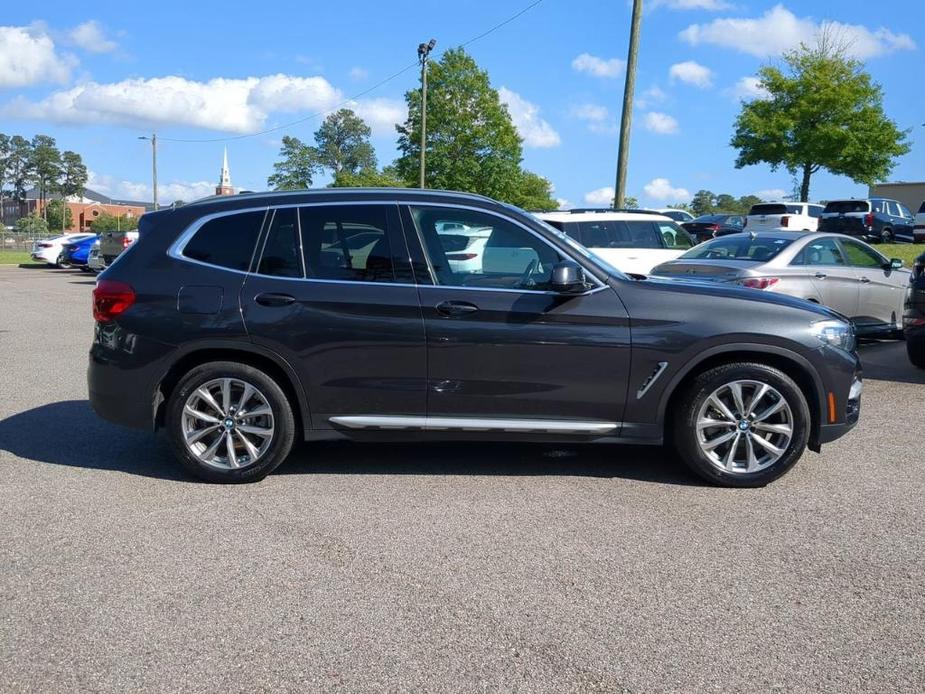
810,368 -> 862,451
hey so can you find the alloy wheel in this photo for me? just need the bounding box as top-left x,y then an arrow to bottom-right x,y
696,379 -> 793,474
181,378 -> 275,470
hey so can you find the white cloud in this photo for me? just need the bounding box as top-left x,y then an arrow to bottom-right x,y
88,170 -> 216,204
644,178 -> 690,202
584,186 -> 615,206
69,20 -> 117,53
669,60 -> 713,88
498,87 -> 560,148
636,85 -> 667,109
571,102 -> 618,135
571,53 -> 625,78
753,188 -> 788,201
652,0 -> 731,9
680,4 -> 916,59
556,198 -> 573,210
2,73 -> 402,136
643,111 -> 679,134
0,25 -> 75,88
728,76 -> 771,101
348,97 -> 406,136
348,66 -> 368,81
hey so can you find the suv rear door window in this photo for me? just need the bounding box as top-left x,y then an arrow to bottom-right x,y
182,210 -> 266,271
300,205 -> 396,283
656,222 -> 692,249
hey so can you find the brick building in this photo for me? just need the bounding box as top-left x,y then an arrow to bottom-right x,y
2,188 -> 153,232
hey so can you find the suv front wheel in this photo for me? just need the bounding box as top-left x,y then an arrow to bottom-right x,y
673,363 -> 810,487
165,361 -> 296,483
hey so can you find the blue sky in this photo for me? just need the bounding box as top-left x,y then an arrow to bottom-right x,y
1,1 -> 921,207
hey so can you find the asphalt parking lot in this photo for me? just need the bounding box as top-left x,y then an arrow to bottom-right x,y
1,265 -> 923,693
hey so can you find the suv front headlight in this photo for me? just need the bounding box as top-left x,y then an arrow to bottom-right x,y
811,319 -> 856,353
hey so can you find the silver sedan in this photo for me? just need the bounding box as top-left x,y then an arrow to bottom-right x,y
651,231 -> 911,337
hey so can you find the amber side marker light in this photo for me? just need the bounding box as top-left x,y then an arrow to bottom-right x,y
827,392 -> 837,424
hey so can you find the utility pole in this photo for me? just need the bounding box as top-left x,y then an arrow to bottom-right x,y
614,0 -> 643,209
418,39 -> 436,189
138,133 -> 159,210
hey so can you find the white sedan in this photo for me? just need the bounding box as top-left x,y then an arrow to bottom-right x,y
31,233 -> 96,267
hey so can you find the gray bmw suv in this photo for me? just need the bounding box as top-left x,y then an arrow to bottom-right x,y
88,189 -> 862,487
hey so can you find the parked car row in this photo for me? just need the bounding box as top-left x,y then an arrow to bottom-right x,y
30,228 -> 139,272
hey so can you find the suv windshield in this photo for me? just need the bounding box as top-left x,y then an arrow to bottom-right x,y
824,200 -> 870,214
680,236 -> 795,262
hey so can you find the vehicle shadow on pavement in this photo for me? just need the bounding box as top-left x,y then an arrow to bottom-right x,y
858,341 -> 925,385
0,400 -> 188,482
281,441 -> 706,486
0,400 -> 704,486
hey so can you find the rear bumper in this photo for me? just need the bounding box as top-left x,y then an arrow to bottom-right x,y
88,348 -> 155,431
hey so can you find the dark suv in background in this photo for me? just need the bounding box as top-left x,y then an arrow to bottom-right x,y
818,198 -> 916,244
88,189 -> 862,487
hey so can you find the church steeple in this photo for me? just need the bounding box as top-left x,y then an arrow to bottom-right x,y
216,147 -> 233,196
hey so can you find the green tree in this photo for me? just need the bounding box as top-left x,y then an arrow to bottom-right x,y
737,195 -> 763,213
0,134 -> 10,224
395,47 -> 523,201
45,200 -> 73,231
30,135 -> 61,221
331,165 -> 405,188
507,171 -> 557,210
690,190 -> 715,216
55,151 -> 88,232
714,193 -> 739,212
314,109 -> 376,176
268,136 -> 320,190
623,195 -> 640,209
7,135 -> 33,219
90,212 -> 135,232
15,213 -> 48,235
731,40 -> 910,202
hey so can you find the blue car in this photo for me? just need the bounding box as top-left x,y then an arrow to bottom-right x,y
60,234 -> 99,270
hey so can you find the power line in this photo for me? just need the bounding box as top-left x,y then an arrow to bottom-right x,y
158,0 -> 545,145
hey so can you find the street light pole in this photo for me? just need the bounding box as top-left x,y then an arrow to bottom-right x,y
418,39 -> 436,189
614,0 -> 643,209
138,133 -> 159,211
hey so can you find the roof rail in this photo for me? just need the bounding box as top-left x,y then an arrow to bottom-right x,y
560,207 -> 660,215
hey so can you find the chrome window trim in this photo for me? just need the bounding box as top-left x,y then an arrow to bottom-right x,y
403,201 -> 608,293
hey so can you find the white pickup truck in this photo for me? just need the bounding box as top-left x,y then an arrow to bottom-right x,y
533,209 -> 695,276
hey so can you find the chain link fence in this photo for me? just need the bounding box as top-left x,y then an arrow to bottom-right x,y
1,230 -> 61,252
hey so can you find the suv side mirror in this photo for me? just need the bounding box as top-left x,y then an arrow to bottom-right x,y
890,258 -> 903,270
551,260 -> 587,293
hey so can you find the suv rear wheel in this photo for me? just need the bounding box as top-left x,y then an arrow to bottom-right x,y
165,361 -> 295,483
880,228 -> 894,244
673,363 -> 810,487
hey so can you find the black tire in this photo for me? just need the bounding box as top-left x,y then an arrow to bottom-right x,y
880,228 -> 894,244
908,339 -> 925,369
56,253 -> 72,269
672,362 -> 811,488
165,361 -> 296,483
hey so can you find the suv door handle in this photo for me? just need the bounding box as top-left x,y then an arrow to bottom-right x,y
814,272 -> 827,279
859,277 -> 871,283
255,292 -> 296,307
435,300 -> 478,317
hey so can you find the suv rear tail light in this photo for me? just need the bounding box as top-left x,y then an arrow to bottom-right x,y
122,235 -> 134,249
780,215 -> 790,228
738,277 -> 780,290
93,280 -> 135,322
864,212 -> 874,227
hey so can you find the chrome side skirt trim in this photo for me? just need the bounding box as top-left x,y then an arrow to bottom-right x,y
328,415 -> 618,435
